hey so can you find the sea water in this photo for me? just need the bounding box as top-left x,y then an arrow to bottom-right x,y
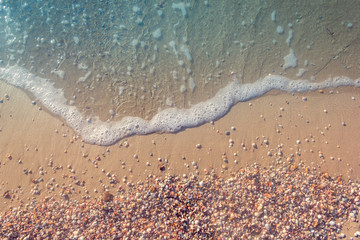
0,0 -> 359,145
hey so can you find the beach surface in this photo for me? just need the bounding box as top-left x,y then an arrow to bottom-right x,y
1,80 -> 359,238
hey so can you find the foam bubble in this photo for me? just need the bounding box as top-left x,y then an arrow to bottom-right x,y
0,65 -> 358,146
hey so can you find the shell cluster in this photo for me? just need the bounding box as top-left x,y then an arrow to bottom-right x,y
1,166 -> 359,239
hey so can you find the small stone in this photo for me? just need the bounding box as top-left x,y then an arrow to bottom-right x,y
102,191 -> 113,202
265,223 -> 271,231
3,190 -> 11,199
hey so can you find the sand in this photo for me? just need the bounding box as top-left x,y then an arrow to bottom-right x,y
0,79 -> 360,237
0,79 -> 359,206
1,1 -> 360,238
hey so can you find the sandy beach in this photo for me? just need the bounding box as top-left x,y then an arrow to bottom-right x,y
1,0 -> 360,238
1,80 -> 360,238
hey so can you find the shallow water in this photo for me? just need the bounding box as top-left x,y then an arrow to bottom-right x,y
0,0 -> 359,145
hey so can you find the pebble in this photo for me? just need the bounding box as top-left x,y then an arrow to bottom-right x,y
102,191 -> 113,202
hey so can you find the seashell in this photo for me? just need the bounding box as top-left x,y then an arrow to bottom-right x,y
321,172 -> 330,179
5,153 -> 12,160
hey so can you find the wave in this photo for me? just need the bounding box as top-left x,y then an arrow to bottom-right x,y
1,65 -> 359,145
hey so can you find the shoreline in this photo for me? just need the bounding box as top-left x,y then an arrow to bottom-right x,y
1,66 -> 359,146
1,80 -> 360,237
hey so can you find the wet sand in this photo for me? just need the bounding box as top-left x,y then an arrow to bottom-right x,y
0,80 -> 360,238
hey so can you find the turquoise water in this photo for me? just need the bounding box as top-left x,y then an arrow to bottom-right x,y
0,0 -> 359,145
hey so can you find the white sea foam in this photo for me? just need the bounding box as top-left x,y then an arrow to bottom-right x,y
172,2 -> 187,16
0,65 -> 359,145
